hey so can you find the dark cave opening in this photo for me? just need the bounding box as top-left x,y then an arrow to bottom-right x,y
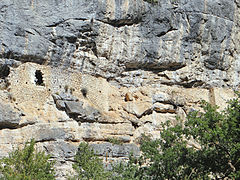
0,64 -> 10,78
81,88 -> 87,97
35,70 -> 44,86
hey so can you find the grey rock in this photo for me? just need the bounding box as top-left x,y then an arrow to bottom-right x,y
35,127 -> 67,142
117,136 -> 131,143
0,0 -> 239,179
65,101 -> 101,122
90,143 -> 140,157
64,101 -> 84,114
43,141 -> 78,159
0,102 -> 20,129
0,59 -> 22,68
152,93 -> 170,103
170,94 -> 186,106
0,0 -> 238,88
59,92 -> 78,101
52,94 -> 61,101
52,92 -> 78,102
56,100 -> 66,110
96,0 -> 145,27
52,93 -> 79,111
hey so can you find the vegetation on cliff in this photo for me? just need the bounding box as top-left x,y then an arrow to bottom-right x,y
70,142 -> 110,180
0,139 -> 55,180
72,96 -> 240,179
1,96 -> 240,179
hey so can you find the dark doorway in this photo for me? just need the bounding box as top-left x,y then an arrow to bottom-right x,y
35,70 -> 44,86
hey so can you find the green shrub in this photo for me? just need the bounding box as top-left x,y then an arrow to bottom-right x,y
110,153 -> 147,180
131,97 -> 240,179
71,143 -> 143,180
71,96 -> 240,179
0,139 -> 55,180
71,142 -> 110,180
107,137 -> 122,145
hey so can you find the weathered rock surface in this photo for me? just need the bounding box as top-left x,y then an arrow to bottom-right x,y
0,102 -> 21,129
1,0 -> 240,88
65,101 -> 101,122
90,143 -> 140,157
0,0 -> 240,179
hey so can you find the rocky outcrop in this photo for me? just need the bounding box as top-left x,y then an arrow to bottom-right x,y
0,0 -> 240,179
1,0 -> 240,88
0,102 -> 21,129
52,92 -> 102,122
90,143 -> 140,157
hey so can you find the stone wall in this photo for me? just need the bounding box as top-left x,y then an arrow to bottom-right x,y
0,0 -> 240,179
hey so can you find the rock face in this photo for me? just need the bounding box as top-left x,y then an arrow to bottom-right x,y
0,0 -> 240,179
0,102 -> 21,129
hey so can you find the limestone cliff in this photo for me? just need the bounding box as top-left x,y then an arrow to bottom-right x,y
0,0 -> 240,179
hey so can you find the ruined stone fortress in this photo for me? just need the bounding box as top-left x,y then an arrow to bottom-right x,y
0,0 -> 240,178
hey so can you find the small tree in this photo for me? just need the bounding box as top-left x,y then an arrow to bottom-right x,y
110,153 -> 146,180
0,139 -> 55,180
110,97 -> 240,179
71,142 -> 110,180
71,96 -> 240,179
72,143 -> 145,180
138,97 -> 240,179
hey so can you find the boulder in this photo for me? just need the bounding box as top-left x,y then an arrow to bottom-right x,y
65,101 -> 101,122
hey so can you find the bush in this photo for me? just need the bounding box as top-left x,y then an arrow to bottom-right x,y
72,96 -> 240,179
110,153 -> 147,180
0,139 -> 55,180
129,97 -> 240,179
71,142 -> 110,180
107,137 -> 122,145
71,143 -> 146,180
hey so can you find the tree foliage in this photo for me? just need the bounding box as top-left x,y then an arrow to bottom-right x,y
72,96 -> 240,180
0,139 -> 55,180
71,142 -> 110,180
4,96 -> 235,179
122,97 -> 240,179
